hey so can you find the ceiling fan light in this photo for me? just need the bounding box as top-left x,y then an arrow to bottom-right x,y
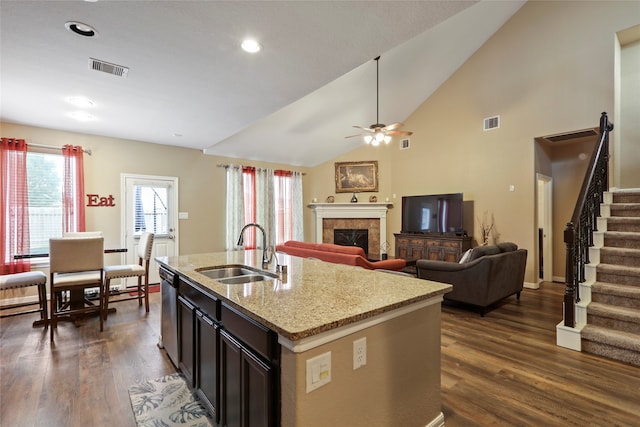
375,132 -> 384,143
371,139 -> 380,147
384,135 -> 392,144
363,135 -> 373,144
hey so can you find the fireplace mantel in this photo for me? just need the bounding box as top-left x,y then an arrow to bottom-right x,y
307,203 -> 393,246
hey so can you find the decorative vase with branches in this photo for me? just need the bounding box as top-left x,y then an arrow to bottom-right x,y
477,211 -> 495,246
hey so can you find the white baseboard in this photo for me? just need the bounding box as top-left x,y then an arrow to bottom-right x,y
524,281 -> 539,289
556,320 -> 584,351
425,412 -> 445,427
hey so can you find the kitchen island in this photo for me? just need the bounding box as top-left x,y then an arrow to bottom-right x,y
156,249 -> 451,427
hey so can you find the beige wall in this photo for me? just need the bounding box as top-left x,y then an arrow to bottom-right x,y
308,1 -> 639,285
280,304 -> 442,427
619,38 -> 640,188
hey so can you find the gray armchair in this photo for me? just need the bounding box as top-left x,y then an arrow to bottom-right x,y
416,243 -> 527,316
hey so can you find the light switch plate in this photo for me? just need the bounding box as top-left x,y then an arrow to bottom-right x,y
306,351 -> 331,393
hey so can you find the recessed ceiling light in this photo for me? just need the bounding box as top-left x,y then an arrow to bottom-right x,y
65,21 -> 97,37
68,111 -> 96,122
66,96 -> 95,108
241,39 -> 261,53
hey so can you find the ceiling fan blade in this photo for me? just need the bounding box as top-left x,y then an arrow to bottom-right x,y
352,125 -> 375,133
383,122 -> 404,131
345,133 -> 366,139
386,130 -> 413,136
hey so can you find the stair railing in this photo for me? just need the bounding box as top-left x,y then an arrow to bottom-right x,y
563,112 -> 614,327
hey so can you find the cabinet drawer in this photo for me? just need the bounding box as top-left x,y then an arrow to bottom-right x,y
179,277 -> 220,321
426,240 -> 443,247
396,237 -> 410,245
221,303 -> 276,361
442,241 -> 461,248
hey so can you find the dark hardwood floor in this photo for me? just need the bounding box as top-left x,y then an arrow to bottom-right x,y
1,283 -> 639,426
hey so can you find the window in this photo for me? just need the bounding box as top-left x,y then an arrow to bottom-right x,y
133,183 -> 169,236
26,151 -> 64,254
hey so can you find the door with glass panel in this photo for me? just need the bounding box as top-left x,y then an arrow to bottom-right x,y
122,174 -> 178,285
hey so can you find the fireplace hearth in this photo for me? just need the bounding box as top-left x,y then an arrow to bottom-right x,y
334,229 -> 369,255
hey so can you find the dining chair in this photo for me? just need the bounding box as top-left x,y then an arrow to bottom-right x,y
0,271 -> 48,327
63,231 -> 103,238
48,236 -> 105,342
103,232 -> 154,318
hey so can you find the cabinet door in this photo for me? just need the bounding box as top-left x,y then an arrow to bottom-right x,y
196,310 -> 219,423
442,247 -> 461,262
242,350 -> 273,427
220,330 -> 242,427
178,295 -> 195,387
426,246 -> 443,261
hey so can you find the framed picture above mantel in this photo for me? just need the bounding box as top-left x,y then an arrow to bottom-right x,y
334,160 -> 378,193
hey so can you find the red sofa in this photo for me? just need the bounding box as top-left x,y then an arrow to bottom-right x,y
275,240 -> 406,271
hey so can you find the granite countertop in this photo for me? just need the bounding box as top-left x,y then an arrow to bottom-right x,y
156,250 -> 451,342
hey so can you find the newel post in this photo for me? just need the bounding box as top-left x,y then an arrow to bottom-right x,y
564,222 -> 576,328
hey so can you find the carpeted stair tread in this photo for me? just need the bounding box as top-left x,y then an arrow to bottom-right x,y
592,281 -> 640,299
582,324 -> 640,353
612,190 -> 640,204
610,203 -> 640,218
596,263 -> 640,287
603,231 -> 640,241
605,217 -> 640,232
597,263 -> 640,275
600,246 -> 640,257
599,247 -> 640,268
587,302 -> 640,323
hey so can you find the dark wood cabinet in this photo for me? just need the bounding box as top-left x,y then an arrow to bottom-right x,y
220,330 -> 243,427
220,303 -> 277,427
395,233 -> 471,262
196,309 -> 220,423
177,295 -> 195,386
176,275 -> 278,427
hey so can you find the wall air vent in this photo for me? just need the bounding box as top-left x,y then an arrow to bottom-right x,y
483,115 -> 500,131
400,138 -> 410,150
89,58 -> 129,78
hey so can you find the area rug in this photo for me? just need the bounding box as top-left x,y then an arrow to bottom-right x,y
128,373 -> 213,427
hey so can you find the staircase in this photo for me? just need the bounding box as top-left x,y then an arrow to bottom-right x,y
581,190 -> 640,367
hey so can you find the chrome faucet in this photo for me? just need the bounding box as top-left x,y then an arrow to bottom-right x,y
237,223 -> 270,267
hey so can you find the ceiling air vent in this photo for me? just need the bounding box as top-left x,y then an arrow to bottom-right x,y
400,138 -> 410,150
89,58 -> 129,78
483,115 -> 500,131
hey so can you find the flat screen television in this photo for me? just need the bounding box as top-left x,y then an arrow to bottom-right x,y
401,193 -> 464,234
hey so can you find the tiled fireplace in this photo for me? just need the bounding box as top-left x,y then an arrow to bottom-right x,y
308,203 -> 392,257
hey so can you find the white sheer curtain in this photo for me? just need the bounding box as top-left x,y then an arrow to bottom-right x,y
225,165 -> 244,250
225,165 -> 303,250
291,171 -> 303,241
255,168 -> 274,248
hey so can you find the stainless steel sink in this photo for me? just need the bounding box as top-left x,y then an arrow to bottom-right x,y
197,265 -> 278,284
217,274 -> 270,285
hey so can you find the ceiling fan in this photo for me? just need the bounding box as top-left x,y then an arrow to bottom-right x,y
345,55 -> 413,146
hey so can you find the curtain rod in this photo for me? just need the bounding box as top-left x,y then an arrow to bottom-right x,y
28,142 -> 92,155
217,163 -> 305,175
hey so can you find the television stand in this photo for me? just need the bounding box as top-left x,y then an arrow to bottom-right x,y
394,233 -> 472,263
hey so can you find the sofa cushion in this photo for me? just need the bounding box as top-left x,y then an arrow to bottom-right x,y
497,242 -> 518,253
467,245 -> 500,262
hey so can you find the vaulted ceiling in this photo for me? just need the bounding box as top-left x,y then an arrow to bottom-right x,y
0,1 -> 525,167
